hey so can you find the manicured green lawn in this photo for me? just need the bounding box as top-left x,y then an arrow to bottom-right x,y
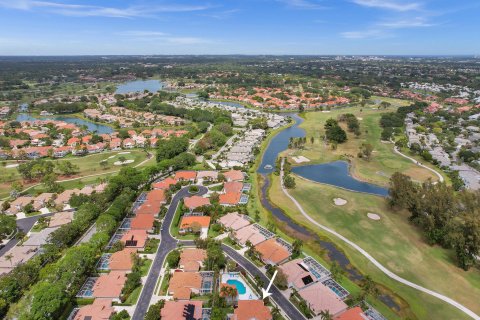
269,173 -> 480,320
124,286 -> 142,305
0,149 -> 149,199
288,106 -> 446,187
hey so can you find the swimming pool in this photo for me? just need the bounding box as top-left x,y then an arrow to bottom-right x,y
226,279 -> 247,294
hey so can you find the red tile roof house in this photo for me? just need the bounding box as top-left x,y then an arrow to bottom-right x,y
233,300 -> 272,320
233,224 -> 270,246
179,216 -> 211,239
92,271 -> 127,301
254,238 -> 291,265
223,170 -> 245,182
73,298 -> 115,320
121,230 -> 148,249
146,189 -> 167,204
130,213 -> 155,232
219,192 -> 242,206
110,138 -> 122,150
108,248 -> 137,271
167,271 -> 203,300
53,146 -> 72,158
135,200 -> 162,215
152,177 -> 178,190
297,281 -> 347,317
87,142 -> 105,154
334,307 -> 368,320
179,248 -> 207,272
32,193 -> 54,211
174,170 -> 197,182
161,300 -> 204,320
184,196 -> 211,211
122,138 -> 135,149
67,137 -> 81,147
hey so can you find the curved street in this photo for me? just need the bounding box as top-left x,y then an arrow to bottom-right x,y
393,145 -> 444,183
280,159 -> 479,320
132,184 -> 305,320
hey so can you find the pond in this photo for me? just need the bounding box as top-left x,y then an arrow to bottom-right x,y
16,113 -> 114,134
292,161 -> 389,197
115,79 -> 164,94
257,113 -> 305,174
208,100 -> 246,109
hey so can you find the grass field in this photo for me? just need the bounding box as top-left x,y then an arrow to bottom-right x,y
268,173 -> 480,320
287,105 -> 447,187
0,149 -> 151,198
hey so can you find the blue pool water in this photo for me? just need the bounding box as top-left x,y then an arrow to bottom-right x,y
226,279 -> 247,294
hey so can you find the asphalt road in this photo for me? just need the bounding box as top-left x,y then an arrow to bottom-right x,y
131,185 -> 208,320
0,212 -> 53,257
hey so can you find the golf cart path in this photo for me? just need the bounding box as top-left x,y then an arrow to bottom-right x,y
280,159 -> 478,320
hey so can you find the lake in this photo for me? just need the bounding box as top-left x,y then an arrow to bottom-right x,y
16,113 -> 114,134
257,113 -> 305,174
292,161 -> 389,197
115,80 -> 164,94
209,100 -> 245,109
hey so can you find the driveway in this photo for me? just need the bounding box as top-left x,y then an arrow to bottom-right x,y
0,212 -> 53,257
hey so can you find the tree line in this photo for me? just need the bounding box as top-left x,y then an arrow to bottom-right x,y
389,172 -> 480,270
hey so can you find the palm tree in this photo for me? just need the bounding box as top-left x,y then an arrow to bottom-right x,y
4,253 -> 14,266
319,310 -> 333,320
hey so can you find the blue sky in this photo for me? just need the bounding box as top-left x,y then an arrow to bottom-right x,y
0,0 -> 479,55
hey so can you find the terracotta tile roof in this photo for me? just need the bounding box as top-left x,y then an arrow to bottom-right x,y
219,192 -> 241,205
121,230 -> 148,248
109,248 -> 137,271
135,201 -> 161,215
184,196 -> 210,210
224,181 -> 243,194
131,213 -> 155,230
179,248 -> 207,272
223,170 -> 244,181
174,171 -> 197,181
160,300 -> 203,320
218,212 -> 251,230
74,299 -> 114,320
254,238 -> 291,265
152,177 -> 178,190
168,272 -> 202,299
92,271 -> 127,298
297,282 -> 347,316
146,189 -> 167,204
234,300 -> 272,320
334,307 -> 367,320
180,216 -> 211,229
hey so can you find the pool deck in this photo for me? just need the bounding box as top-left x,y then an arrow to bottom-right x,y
221,272 -> 258,300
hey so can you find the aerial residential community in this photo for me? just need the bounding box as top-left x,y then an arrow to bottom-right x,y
0,1 -> 480,320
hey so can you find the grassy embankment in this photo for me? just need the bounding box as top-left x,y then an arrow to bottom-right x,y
269,173 -> 480,320
0,149 -> 153,198
288,101 -> 448,187
246,120 -> 406,319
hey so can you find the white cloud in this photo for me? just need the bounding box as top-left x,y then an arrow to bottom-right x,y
379,17 -> 434,28
118,31 -> 211,45
0,0 -> 210,18
352,0 -> 421,12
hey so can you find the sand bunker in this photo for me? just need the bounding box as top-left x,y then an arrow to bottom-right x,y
107,155 -> 116,159
5,164 -> 19,168
292,156 -> 311,164
367,213 -> 381,220
118,152 -> 131,155
333,198 -> 347,206
357,117 -> 363,120
114,159 -> 134,166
